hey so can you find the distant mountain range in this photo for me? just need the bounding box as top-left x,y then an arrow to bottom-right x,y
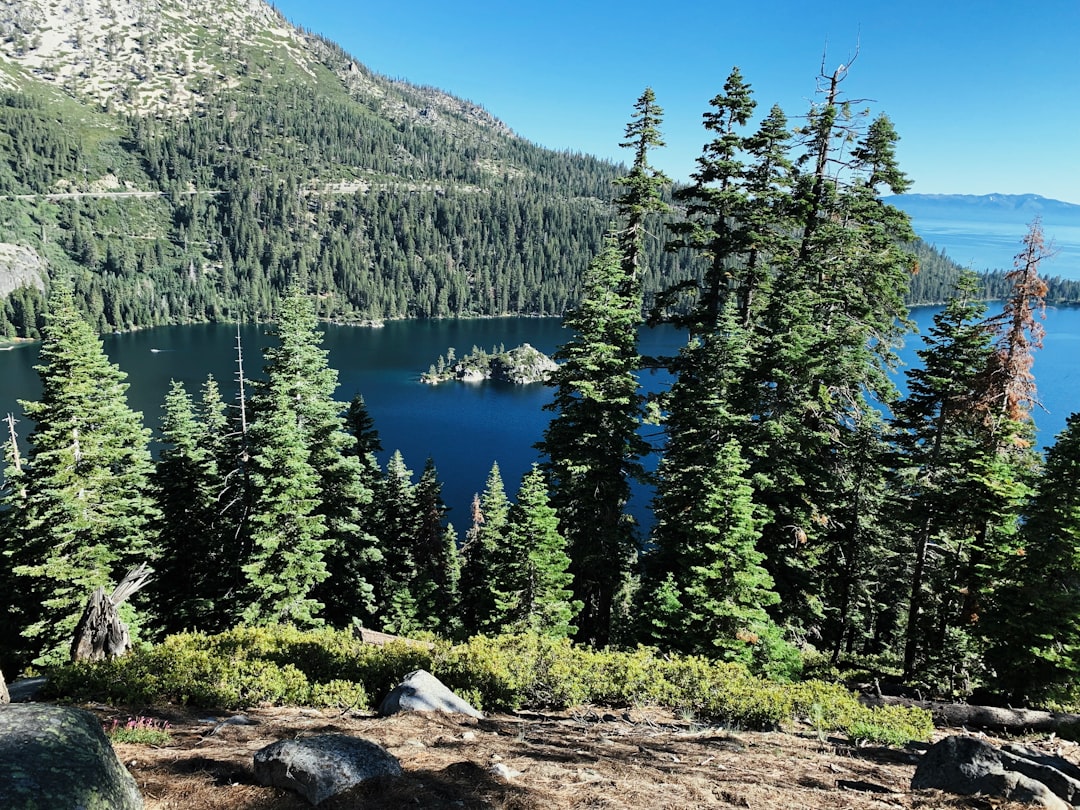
886,194 -> 1080,226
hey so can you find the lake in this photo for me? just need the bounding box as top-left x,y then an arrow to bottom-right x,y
911,218 -> 1080,277
0,318 -> 685,526
2,308 -> 1078,524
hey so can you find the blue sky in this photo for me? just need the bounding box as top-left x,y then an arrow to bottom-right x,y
272,0 -> 1080,204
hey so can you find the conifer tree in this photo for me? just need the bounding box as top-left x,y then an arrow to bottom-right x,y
2,282 -> 157,663
889,272 -> 1000,678
373,449 -> 420,632
639,300 -> 787,669
240,389 -> 328,626
495,464 -> 580,637
152,380 -> 224,635
411,457 -> 461,634
458,462 -> 510,636
539,88 -> 667,646
250,290 -> 380,625
984,412 -> 1080,703
744,63 -> 916,632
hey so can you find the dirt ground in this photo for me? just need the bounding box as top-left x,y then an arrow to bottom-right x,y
92,703 -> 1080,810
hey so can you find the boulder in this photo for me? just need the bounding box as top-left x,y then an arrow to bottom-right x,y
912,734 -> 1080,809
254,734 -> 401,805
0,704 -> 143,809
0,668 -> 8,704
378,669 -> 483,719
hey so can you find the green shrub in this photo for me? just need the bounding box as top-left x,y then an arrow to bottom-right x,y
309,679 -> 368,710
44,625 -> 935,746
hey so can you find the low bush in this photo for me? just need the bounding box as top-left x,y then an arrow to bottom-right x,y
47,625 -> 933,744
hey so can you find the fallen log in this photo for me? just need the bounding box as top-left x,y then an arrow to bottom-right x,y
864,694 -> 1080,735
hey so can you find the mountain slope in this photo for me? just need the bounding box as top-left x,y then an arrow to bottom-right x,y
0,0 -> 669,335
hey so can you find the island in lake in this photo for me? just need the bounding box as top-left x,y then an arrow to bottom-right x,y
421,343 -> 558,385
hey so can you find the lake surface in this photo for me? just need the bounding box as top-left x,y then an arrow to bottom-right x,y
0,318 -> 684,526
1,309 -> 1077,524
911,218 -> 1080,278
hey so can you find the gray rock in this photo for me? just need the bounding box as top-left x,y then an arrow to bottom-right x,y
378,669 -> 483,719
0,703 -> 143,809
254,734 -> 401,805
0,668 -> 8,704
912,734 -> 1072,809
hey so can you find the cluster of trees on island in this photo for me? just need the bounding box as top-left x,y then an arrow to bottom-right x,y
3,63 -> 1080,708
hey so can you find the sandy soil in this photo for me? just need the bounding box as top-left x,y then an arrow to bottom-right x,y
92,704 -> 1070,810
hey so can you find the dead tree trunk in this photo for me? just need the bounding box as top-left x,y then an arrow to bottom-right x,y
70,564 -> 153,662
863,694 -> 1080,735
0,668 -> 9,704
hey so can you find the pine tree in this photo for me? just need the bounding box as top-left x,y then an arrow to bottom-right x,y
2,282 -> 157,664
373,449 -> 420,632
243,289 -> 380,626
458,462 -> 510,637
664,67 -> 758,333
984,412 -> 1080,703
240,390 -> 328,626
495,464 -> 580,637
744,63 -> 916,633
152,380 -> 224,635
889,272 -> 1000,678
539,89 -> 667,646
639,300 -> 786,669
411,457 -> 461,634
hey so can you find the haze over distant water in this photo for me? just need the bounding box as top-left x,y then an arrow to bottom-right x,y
887,194 -> 1080,279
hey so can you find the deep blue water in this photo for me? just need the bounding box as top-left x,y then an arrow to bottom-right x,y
1,309 -> 1077,524
0,319 -> 684,526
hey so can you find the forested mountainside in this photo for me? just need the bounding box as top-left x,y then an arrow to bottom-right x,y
0,0 -> 1054,339
0,0 -> 699,335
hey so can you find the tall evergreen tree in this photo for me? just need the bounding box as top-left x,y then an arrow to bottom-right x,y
744,63 -> 916,632
889,272 -> 1001,679
411,457 -> 461,634
2,282 -> 157,664
240,388 -> 328,626
458,462 -> 510,637
494,464 -> 580,637
259,290 -> 380,625
539,89 -> 667,646
373,449 -> 420,632
984,412 -> 1080,703
152,380 -> 224,635
639,300 -> 787,670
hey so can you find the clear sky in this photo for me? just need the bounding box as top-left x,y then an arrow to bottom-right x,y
271,0 -> 1080,204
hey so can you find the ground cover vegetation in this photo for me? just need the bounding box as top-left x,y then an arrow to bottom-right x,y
2,54 -> 1080,724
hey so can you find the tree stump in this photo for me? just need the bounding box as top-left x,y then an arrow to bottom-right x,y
70,564 -> 152,662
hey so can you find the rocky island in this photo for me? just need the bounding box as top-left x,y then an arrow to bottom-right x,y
421,343 -> 558,385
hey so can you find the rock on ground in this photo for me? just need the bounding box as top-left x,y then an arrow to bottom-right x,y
912,734 -> 1080,809
0,703 -> 143,809
254,733 -> 401,805
378,669 -> 483,719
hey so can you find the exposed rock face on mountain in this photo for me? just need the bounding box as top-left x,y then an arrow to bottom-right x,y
0,0 -> 296,113
0,243 -> 46,298
0,0 -> 639,335
0,0 -> 515,130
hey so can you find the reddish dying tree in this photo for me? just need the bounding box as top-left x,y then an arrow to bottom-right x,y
982,218 -> 1052,436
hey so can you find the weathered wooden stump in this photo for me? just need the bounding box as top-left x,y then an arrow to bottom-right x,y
70,564 -> 152,662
